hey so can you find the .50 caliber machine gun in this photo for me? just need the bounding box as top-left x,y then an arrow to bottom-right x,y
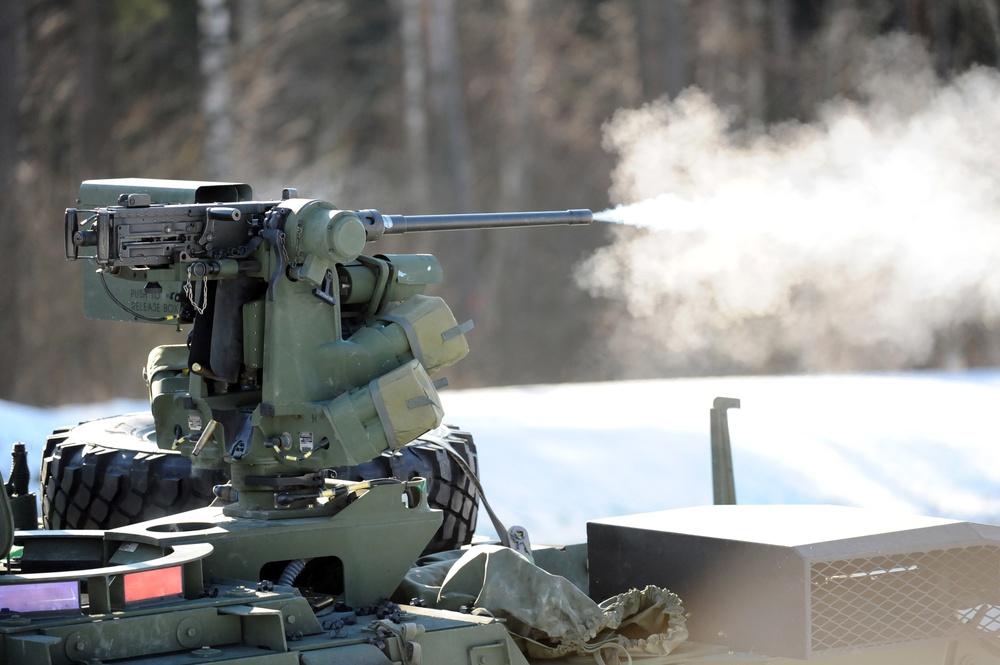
66,178 -> 591,521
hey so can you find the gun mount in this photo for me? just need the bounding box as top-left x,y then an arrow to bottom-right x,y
65,179 -> 591,520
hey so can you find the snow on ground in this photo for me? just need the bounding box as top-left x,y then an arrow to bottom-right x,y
4,371 -> 1000,544
441,371 -> 1000,543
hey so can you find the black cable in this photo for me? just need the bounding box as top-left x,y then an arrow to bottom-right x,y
423,432 -> 511,547
99,271 -> 176,323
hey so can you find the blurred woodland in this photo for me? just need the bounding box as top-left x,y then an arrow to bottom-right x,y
3,0 -> 1000,405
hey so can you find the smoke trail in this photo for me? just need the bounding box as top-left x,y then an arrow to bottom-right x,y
579,35 -> 1000,375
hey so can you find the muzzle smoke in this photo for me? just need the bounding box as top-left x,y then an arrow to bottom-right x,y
579,35 -> 1000,375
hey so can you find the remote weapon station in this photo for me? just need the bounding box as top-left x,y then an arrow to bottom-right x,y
0,178 -> 998,665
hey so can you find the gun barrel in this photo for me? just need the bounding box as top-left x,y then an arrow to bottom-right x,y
380,209 -> 592,234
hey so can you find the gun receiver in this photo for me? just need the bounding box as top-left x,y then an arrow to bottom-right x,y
65,178 -> 591,517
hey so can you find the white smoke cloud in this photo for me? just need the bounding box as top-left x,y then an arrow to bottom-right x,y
579,35 -> 1000,375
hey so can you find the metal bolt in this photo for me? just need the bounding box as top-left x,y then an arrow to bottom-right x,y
223,585 -> 256,598
191,646 -> 223,658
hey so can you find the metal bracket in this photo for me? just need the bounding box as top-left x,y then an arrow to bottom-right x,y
710,397 -> 740,505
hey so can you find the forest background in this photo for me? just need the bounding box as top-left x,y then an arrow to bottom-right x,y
2,0 -> 1000,406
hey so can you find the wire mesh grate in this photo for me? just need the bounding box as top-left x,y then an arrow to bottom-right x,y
810,545 -> 1000,653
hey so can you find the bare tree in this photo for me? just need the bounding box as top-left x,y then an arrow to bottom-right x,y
0,0 -> 24,356
742,0 -> 767,123
425,0 -> 474,212
235,0 -> 262,52
401,0 -> 431,211
634,0 -> 689,101
694,1 -> 740,110
500,0 -> 534,205
768,0 -> 796,119
73,0 -> 111,176
0,0 -> 22,191
199,0 -> 233,180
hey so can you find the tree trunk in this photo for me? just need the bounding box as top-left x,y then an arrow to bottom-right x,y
199,0 -> 233,180
768,0 -> 796,119
401,0 -> 431,211
0,0 -> 21,191
235,0 -> 261,52
501,0 -> 533,206
73,0 -> 111,177
822,1 -> 859,100
695,0 -> 740,110
662,0 -> 689,99
634,0 -> 688,101
742,0 -> 767,123
425,0 -> 474,212
925,0 -> 955,74
0,0 -> 24,364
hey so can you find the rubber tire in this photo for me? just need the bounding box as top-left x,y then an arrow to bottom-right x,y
40,413 -> 479,553
40,414 -> 226,531
330,429 -> 480,554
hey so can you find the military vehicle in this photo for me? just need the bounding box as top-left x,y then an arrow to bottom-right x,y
1,178 -> 998,664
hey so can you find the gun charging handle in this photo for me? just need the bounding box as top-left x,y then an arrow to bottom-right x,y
65,208 -> 95,260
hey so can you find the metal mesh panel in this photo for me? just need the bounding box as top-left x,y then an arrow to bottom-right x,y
810,545 -> 1000,653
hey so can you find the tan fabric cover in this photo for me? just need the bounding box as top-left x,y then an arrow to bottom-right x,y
400,545 -> 687,662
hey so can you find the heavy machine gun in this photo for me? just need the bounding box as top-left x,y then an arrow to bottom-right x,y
65,179 -> 590,521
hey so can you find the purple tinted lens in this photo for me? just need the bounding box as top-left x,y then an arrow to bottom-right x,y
0,581 -> 80,613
